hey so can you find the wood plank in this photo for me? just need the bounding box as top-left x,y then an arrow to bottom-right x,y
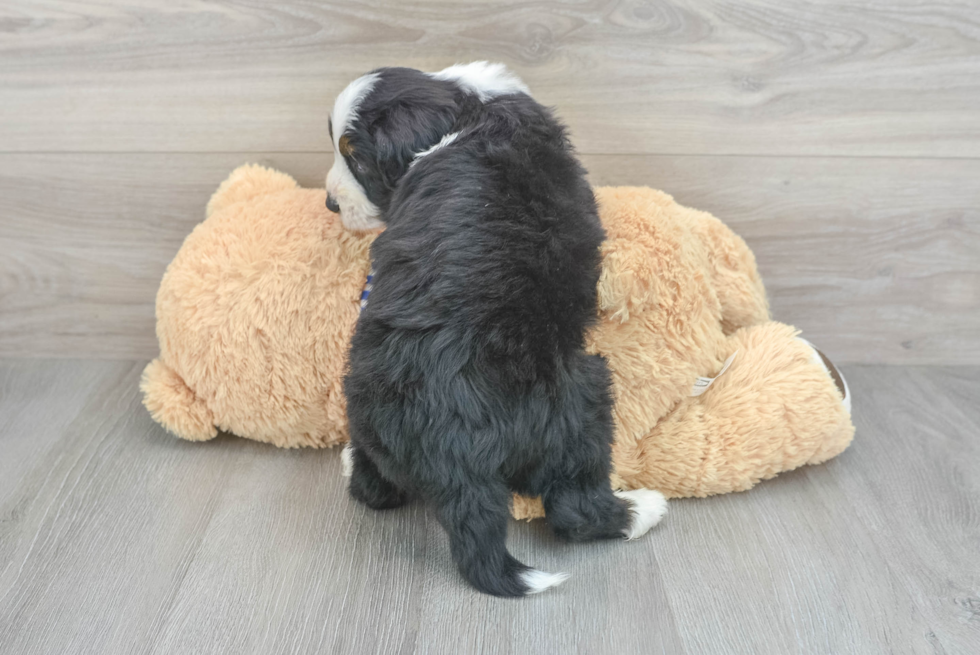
0,359 -> 132,516
797,366 -> 980,654
1,360 -> 978,653
1,0 -> 979,156
1,152 -> 977,363
654,366 -> 979,653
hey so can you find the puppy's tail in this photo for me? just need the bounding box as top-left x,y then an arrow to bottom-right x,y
455,547 -> 569,598
517,568 -> 571,595
438,484 -> 569,597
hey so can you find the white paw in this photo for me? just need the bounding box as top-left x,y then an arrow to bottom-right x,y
520,568 -> 570,594
614,488 -> 668,540
341,444 -> 354,477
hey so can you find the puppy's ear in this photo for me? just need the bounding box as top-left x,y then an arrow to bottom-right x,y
372,101 -> 458,189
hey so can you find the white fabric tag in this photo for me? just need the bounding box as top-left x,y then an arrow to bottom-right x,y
690,350 -> 738,397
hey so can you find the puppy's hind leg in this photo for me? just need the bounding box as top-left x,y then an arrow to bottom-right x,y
540,468 -> 622,541
433,479 -> 568,597
542,468 -> 668,542
542,355 -> 667,541
344,444 -> 410,510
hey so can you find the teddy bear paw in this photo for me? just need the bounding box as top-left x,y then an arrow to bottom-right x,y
614,488 -> 669,540
797,337 -> 852,414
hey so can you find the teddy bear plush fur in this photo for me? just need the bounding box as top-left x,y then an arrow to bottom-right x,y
142,164 -> 854,517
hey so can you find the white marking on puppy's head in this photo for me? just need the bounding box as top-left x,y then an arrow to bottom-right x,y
410,131 -> 459,168
327,73 -> 385,231
427,61 -> 530,101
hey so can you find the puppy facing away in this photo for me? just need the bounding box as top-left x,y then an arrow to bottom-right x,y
329,62 -> 667,597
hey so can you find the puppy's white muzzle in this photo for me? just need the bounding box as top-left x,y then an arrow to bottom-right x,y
326,158 -> 384,231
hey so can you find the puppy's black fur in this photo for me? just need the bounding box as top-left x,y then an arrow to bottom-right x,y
341,67 -> 633,597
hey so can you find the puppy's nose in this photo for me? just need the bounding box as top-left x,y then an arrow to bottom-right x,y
326,194 -> 340,213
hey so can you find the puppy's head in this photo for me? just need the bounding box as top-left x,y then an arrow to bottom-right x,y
326,62 -> 529,231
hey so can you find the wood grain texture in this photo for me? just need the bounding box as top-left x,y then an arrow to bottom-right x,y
0,360 -> 978,654
2,153 -> 976,363
1,0 -> 979,156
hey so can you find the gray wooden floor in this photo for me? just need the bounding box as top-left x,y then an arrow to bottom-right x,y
1,360 -> 977,654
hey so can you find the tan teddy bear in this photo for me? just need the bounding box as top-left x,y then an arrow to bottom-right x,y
142,164 -> 854,518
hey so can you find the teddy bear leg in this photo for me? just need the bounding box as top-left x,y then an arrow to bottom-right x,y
670,323 -> 855,496
342,444 -> 410,510
797,337 -> 852,414
140,358 -> 217,442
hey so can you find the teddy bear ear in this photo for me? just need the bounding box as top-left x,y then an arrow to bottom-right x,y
206,164 -> 299,218
597,239 -> 655,323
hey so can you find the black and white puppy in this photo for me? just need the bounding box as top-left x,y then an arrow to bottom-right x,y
330,62 -> 667,597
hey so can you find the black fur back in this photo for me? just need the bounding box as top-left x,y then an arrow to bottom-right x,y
343,73 -> 633,597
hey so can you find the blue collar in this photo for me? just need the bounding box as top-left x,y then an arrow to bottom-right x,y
359,269 -> 374,311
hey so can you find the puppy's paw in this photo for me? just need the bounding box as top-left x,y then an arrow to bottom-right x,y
341,443 -> 354,477
614,489 -> 668,540
349,474 -> 410,510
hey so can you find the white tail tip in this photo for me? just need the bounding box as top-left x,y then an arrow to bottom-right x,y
520,568 -> 570,594
614,489 -> 668,540
341,444 -> 354,477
